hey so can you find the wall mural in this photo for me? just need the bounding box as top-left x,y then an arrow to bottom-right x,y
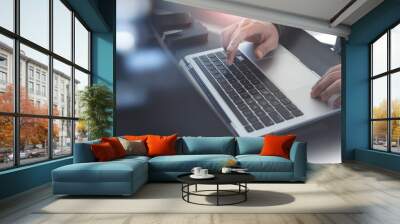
116,0 -> 342,163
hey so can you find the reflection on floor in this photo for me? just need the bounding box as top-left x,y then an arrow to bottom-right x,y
1,163 -> 400,224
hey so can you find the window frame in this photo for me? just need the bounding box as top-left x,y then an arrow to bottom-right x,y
370,20 -> 400,154
0,0 -> 92,171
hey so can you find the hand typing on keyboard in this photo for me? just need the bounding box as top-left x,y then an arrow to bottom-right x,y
311,64 -> 342,108
221,19 -> 279,65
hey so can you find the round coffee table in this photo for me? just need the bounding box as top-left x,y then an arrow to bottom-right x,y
177,173 -> 255,206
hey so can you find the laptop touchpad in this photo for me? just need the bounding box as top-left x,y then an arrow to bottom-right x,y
239,42 -> 319,94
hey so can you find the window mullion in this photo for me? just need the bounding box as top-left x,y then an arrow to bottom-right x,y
71,10 -> 76,155
13,0 -> 20,167
48,0 -> 54,160
370,45 -> 374,150
388,30 -> 391,152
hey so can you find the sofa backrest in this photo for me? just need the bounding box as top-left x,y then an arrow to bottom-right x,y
74,139 -> 100,163
74,136 -> 270,163
180,137 -> 235,155
235,137 -> 264,155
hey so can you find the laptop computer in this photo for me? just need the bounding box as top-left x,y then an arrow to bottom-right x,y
179,42 -> 339,136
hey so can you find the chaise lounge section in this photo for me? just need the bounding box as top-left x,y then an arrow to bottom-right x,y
52,136 -> 307,196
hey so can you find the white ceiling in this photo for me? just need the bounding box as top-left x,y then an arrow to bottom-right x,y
164,0 -> 384,37
227,0 -> 352,21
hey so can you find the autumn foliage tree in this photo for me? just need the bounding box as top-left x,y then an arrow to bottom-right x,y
0,84 -> 59,153
0,85 -> 14,151
372,99 -> 400,143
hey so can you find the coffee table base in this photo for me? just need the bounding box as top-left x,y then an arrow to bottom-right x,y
181,183 -> 248,206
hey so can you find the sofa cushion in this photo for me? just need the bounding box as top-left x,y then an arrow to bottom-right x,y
181,137 -> 235,155
260,135 -> 296,159
236,155 -> 293,172
149,154 -> 235,172
101,137 -> 127,158
147,134 -> 178,157
235,137 -> 263,155
118,137 -> 147,156
53,158 -> 147,183
116,155 -> 150,163
124,135 -> 148,142
91,142 -> 118,161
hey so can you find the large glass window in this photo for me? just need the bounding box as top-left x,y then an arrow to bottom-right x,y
372,76 -> 387,119
53,59 -> 72,117
370,23 -> 400,153
0,1 -> 91,169
391,24 -> 400,70
53,0 -> 72,60
372,34 -> 387,76
20,0 -> 49,49
0,116 -> 13,169
74,69 -> 89,118
0,35 -> 14,113
53,119 -> 72,158
20,44 -> 49,115
0,0 -> 14,32
74,18 -> 90,70
19,117 -> 49,165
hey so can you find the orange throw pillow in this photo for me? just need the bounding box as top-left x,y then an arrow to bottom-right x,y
101,137 -> 127,158
146,134 -> 177,157
91,142 -> 117,162
259,134 -> 296,159
124,135 -> 148,142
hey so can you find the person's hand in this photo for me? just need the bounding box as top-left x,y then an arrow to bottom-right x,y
221,19 -> 279,65
311,64 -> 341,108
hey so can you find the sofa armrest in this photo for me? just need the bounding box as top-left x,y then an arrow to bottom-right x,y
289,141 -> 307,181
74,142 -> 97,163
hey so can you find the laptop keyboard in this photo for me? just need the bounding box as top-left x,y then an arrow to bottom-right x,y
192,50 -> 303,132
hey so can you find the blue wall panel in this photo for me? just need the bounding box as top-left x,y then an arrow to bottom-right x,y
0,158 -> 72,199
355,149 -> 400,172
92,33 -> 114,88
92,32 -> 114,135
343,44 -> 369,160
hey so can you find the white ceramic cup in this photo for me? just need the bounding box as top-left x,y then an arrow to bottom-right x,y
191,167 -> 202,176
221,167 -> 232,174
200,169 -> 208,176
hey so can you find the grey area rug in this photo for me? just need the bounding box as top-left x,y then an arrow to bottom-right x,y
37,183 -> 362,214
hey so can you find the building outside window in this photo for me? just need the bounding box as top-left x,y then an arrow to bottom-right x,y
0,71 -> 6,84
0,54 -> 7,90
35,83 -> 40,95
54,88 -> 58,102
28,81 -> 34,94
0,55 -> 7,67
41,85 -> 46,97
28,66 -> 34,80
41,73 -> 46,82
35,70 -> 40,81
0,0 -> 91,170
370,23 -> 400,153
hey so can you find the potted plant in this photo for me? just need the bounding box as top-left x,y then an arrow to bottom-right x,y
79,84 -> 113,140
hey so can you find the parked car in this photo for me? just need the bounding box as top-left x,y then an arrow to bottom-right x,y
53,149 -> 62,156
9,150 -> 32,160
7,153 -> 13,161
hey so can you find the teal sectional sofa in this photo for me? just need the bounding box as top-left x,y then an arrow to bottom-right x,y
52,137 -> 307,196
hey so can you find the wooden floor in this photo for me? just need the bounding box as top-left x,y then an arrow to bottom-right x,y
1,162 -> 400,224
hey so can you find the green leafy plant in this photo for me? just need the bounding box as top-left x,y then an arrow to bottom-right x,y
79,84 -> 113,140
